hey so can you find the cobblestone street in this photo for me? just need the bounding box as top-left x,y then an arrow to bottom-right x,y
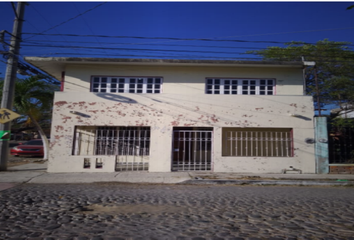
1,183 -> 354,240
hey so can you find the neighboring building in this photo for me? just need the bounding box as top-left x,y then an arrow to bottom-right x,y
24,57 -> 315,173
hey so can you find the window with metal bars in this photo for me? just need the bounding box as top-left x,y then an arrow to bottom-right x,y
206,78 -> 275,95
91,76 -> 162,93
72,126 -> 150,156
222,128 -> 293,157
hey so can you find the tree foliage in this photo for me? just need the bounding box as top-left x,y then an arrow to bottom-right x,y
0,76 -> 58,160
248,39 -> 354,116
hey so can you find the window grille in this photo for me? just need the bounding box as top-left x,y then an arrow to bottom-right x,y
206,78 -> 274,95
73,126 -> 150,156
91,77 -> 162,93
222,128 -> 293,157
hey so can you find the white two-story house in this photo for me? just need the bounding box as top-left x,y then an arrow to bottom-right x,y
24,57 -> 315,173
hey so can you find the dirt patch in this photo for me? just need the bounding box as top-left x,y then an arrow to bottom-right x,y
81,204 -> 186,215
7,154 -> 45,167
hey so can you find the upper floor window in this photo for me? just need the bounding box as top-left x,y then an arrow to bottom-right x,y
91,77 -> 162,93
206,78 -> 275,95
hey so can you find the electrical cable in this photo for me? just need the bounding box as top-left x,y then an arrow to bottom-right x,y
27,3 -> 80,54
10,2 -> 19,20
20,41 -> 354,59
37,52 -> 354,64
46,52 -> 265,60
22,39 -> 268,50
21,32 -> 354,46
20,43 -> 254,55
24,2 -> 106,40
72,2 -> 107,55
19,42 -> 354,60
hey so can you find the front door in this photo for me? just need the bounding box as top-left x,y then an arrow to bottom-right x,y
172,127 -> 213,171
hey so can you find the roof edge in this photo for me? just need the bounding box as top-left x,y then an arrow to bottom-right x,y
24,57 -> 303,66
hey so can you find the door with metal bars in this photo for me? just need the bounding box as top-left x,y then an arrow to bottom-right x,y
172,127 -> 213,171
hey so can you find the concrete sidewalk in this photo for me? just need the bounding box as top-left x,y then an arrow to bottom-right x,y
1,162 -> 354,191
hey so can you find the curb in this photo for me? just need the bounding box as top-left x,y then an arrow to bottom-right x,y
181,179 -> 354,186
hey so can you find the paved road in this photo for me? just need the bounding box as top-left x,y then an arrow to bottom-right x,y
1,184 -> 354,240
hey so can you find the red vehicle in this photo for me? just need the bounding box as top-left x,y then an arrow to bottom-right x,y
10,139 -> 44,157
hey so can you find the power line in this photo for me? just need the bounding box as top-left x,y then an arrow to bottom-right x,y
20,42 -> 354,59
213,27 -> 354,40
9,2 -> 19,20
21,39 -> 354,56
46,52 -> 265,60
21,33 -> 305,44
24,2 -> 106,40
0,59 -> 8,65
21,33 -> 354,46
35,52 -> 354,64
0,56 -> 60,83
22,39 -> 267,50
27,3 -> 80,54
20,43 -> 255,55
72,2 -> 107,54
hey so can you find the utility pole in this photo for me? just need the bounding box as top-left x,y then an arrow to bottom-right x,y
0,2 -> 26,171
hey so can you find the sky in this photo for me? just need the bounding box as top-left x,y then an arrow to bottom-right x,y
0,1 -> 354,81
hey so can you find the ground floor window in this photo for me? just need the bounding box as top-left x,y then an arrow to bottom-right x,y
73,126 -> 150,156
222,128 -> 293,157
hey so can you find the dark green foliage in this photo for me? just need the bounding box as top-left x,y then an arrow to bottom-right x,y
248,39 -> 354,115
0,76 -> 59,159
0,76 -> 57,124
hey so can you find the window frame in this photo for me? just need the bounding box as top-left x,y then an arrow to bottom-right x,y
72,126 -> 151,156
90,76 -> 163,94
222,127 -> 294,157
205,78 -> 276,95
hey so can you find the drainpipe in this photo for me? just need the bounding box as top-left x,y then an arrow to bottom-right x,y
301,57 -> 306,95
302,58 -> 316,95
302,65 -> 306,96
61,71 -> 65,91
313,65 -> 321,117
302,60 -> 317,113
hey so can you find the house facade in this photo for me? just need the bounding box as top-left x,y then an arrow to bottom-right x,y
24,57 -> 315,173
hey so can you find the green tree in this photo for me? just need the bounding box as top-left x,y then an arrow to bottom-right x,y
0,76 -> 58,160
248,39 -> 354,116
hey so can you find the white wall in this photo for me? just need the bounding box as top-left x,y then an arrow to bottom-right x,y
63,64 -> 304,95
49,91 -> 315,173
47,63 -> 314,173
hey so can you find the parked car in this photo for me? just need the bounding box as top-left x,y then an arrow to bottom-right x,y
10,139 -> 44,157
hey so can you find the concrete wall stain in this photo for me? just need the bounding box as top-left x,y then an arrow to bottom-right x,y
55,101 -> 68,107
60,115 -> 72,123
55,125 -> 64,132
171,121 -> 179,126
210,114 -> 219,123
